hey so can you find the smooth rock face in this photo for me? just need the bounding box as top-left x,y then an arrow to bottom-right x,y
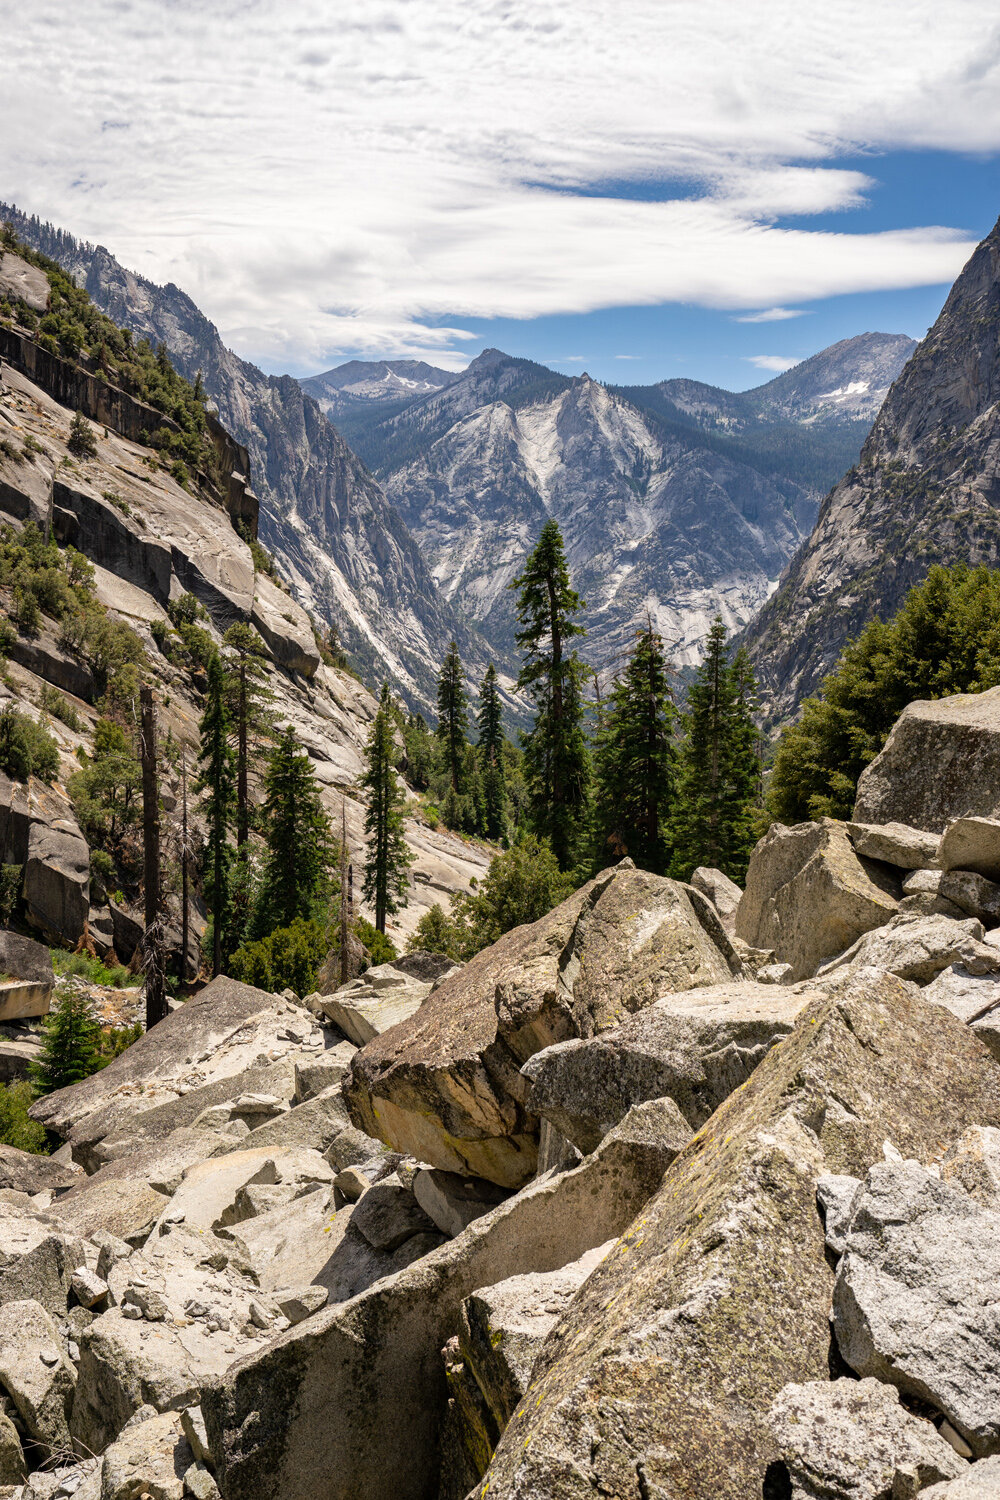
767,1377 -> 966,1499
922,1456 -> 1000,1497
522,979 -> 814,1151
0,929 -> 54,985
833,1160 -> 1000,1456
23,820 -> 90,947
412,1171 -> 509,1239
922,965 -> 1000,1058
201,1098 -> 689,1500
345,867 -> 732,1188
458,1240 -> 614,1439
689,867 -> 742,929
818,913 -> 1000,985
0,1145 -> 77,1195
343,880 -> 596,1188
350,1180 -> 437,1252
846,821 -> 941,871
472,972 -> 1000,1500
940,818 -> 1000,882
854,690 -> 1000,834
736,819 -> 899,980
0,1299 -> 76,1456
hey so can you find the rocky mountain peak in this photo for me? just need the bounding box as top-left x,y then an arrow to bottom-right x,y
745,214 -> 1000,718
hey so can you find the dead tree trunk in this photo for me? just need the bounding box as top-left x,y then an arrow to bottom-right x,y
339,798 -> 350,987
140,686 -> 166,1029
180,749 -> 190,986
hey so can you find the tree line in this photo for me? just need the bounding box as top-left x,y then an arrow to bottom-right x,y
362,517 -> 765,955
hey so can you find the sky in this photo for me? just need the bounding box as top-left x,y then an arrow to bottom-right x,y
2,1 -> 1000,389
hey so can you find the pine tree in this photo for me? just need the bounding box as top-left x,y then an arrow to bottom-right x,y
594,624 -> 676,874
30,992 -> 101,1095
669,617 -> 761,883
436,641 -> 468,792
198,653 -> 235,977
361,682 -> 413,932
254,726 -> 336,932
509,521 -> 590,869
223,622 -> 273,849
477,663 -> 507,840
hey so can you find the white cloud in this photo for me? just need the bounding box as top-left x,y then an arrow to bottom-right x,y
1,0 -> 996,367
734,307 -> 807,323
745,355 -> 802,372
614,354 -> 644,359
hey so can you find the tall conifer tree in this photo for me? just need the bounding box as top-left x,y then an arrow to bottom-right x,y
436,641 -> 468,792
198,654 -> 235,976
594,624 -> 676,873
669,617 -> 761,882
509,520 -> 590,868
477,663 -> 506,840
362,683 -> 413,932
254,726 -> 335,933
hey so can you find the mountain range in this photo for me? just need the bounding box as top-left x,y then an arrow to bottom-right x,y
0,206 -> 501,717
324,337 -> 914,673
745,214 -> 1000,722
2,201 -> 926,709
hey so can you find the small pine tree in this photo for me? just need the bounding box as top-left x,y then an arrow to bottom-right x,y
361,682 -> 413,932
67,410 -> 97,459
669,617 -> 761,883
509,520 -> 590,869
254,726 -> 336,932
436,641 -> 468,793
477,664 -> 507,841
223,622 -> 274,848
198,653 -> 235,976
594,624 -> 676,874
30,992 -> 101,1095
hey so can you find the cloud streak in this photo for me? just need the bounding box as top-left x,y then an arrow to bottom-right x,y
1,0 -> 996,368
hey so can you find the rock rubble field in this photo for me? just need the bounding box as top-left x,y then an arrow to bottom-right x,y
3,685 -> 1000,1496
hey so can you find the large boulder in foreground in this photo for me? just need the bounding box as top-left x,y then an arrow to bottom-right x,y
471,971 -> 1000,1500
522,979 -> 815,1152
854,685 -> 1000,833
344,866 -> 731,1187
735,819 -> 899,979
767,1377 -> 965,1498
833,1159 -> 1000,1457
202,1099 -> 690,1500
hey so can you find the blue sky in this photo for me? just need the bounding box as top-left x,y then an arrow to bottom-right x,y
4,1 -> 1000,392
309,149 -> 1000,390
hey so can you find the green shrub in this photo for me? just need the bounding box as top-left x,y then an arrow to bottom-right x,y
0,864 -> 20,924
0,1081 -> 49,1153
0,705 -> 59,782
49,948 -> 137,988
227,917 -> 329,996
407,904 -> 464,961
11,582 -> 40,633
0,618 -> 15,657
30,991 -> 102,1095
67,410 -> 97,459
0,438 -> 21,464
39,683 -> 81,731
769,564 -> 1000,822
354,918 -> 398,968
22,435 -> 43,458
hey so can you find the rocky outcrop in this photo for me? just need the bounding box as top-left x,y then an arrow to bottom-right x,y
854,689 -> 1000,833
3,205 -> 509,716
746,214 -> 1000,718
521,978 -> 813,1152
735,818 -> 899,979
201,1098 -> 690,1500
344,865 -> 733,1187
472,972 -> 1000,1500
833,1160 -> 1000,1458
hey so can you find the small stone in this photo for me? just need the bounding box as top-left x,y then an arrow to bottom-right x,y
247,1301 -> 271,1330
939,1420 -> 974,1459
70,1267 -> 109,1310
332,1167 -> 370,1203
274,1285 -> 328,1324
184,1460 -> 221,1499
